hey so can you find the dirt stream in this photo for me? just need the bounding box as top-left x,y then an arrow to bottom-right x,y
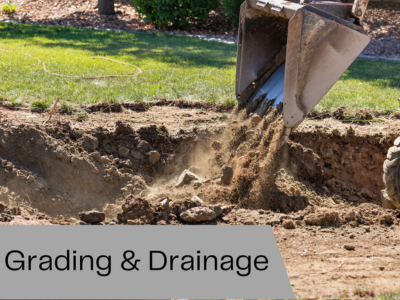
1,104 -> 400,297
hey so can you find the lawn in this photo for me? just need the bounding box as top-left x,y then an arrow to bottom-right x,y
0,22 -> 399,113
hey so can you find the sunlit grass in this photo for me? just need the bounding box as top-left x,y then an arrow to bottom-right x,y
0,22 -> 399,114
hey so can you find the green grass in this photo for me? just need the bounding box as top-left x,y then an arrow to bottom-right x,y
1,3 -> 16,14
0,23 -> 236,107
316,58 -> 400,114
0,22 -> 399,113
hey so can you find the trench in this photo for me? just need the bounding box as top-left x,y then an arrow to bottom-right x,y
0,112 -> 395,221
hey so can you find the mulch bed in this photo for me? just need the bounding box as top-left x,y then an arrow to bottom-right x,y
0,0 -> 399,58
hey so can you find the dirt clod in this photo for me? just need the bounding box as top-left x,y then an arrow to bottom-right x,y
79,210 -> 105,224
304,209 -> 340,226
212,140 -> 222,150
220,165 -> 233,185
118,196 -> 154,223
282,219 -> 296,229
344,244 -> 355,251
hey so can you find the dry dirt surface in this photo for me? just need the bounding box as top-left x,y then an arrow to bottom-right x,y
0,0 -> 399,57
0,103 -> 400,296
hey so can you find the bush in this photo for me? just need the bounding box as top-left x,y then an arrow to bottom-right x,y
222,0 -> 243,25
1,3 -> 17,14
132,0 -> 220,30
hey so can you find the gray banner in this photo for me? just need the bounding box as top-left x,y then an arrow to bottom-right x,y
0,225 -> 293,299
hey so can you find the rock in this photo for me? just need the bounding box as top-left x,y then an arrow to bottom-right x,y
364,226 -> 371,233
349,234 -> 355,239
116,122 -> 133,135
220,165 -> 233,185
191,195 -> 205,207
5,162 -> 13,169
131,151 -> 144,160
209,205 -> 223,217
79,210 -> 105,224
91,152 -> 103,163
304,209 -> 340,226
82,134 -> 98,150
245,130 -> 255,137
171,199 -> 196,216
266,216 -> 281,226
211,140 -> 222,150
137,140 -> 150,153
118,146 -> 130,158
282,220 -> 296,229
160,198 -> 170,210
117,195 -> 154,223
0,160 -> 6,167
175,170 -> 201,188
193,180 -> 202,188
221,205 -> 233,215
180,207 -> 216,223
344,244 -> 355,251
379,266 -> 385,271
148,150 -> 160,165
120,159 -> 132,168
252,114 -> 262,125
27,175 -> 35,183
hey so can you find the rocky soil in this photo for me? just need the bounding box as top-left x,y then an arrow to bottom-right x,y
0,103 -> 400,296
0,0 -> 399,57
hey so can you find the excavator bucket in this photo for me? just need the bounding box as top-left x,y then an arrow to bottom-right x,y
236,0 -> 371,132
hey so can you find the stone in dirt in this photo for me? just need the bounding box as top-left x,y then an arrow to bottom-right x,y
192,195 -> 205,207
118,146 -> 130,158
148,150 -> 160,165
175,170 -> 201,188
220,165 -> 233,185
283,219 -> 296,229
79,210 -> 105,224
211,140 -> 222,150
117,195 -> 154,223
304,209 -> 340,226
82,134 -> 98,151
209,205 -> 223,217
180,207 -> 217,223
344,244 -> 355,251
171,199 -> 197,216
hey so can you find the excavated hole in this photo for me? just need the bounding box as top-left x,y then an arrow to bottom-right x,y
0,114 -> 396,222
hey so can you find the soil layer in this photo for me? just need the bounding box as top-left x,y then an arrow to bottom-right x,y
0,104 -> 400,297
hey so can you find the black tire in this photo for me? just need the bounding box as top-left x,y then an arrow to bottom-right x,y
383,137 -> 400,209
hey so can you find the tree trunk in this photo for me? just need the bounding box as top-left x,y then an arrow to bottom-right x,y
98,0 -> 115,15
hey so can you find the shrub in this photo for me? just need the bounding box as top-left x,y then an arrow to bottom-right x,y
131,0 -> 220,30
222,0 -> 243,26
1,3 -> 16,14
